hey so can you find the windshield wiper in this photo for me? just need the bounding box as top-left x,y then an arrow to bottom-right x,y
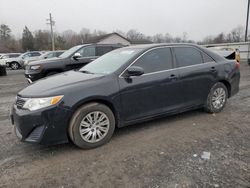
80,70 -> 94,74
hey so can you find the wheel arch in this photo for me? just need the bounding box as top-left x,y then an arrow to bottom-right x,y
218,80 -> 231,98
9,61 -> 21,66
70,98 -> 120,128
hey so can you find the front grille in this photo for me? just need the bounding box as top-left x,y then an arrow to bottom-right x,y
16,97 -> 26,109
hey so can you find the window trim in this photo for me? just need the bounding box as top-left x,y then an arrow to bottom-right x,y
120,46 -> 174,77
119,45 -> 216,78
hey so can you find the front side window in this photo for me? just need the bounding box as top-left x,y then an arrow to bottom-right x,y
97,46 -> 113,56
174,47 -> 203,67
78,46 -> 96,57
133,47 -> 173,74
46,52 -> 55,58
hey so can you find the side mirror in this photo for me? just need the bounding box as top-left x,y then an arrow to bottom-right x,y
73,53 -> 82,59
44,56 -> 48,59
126,66 -> 144,77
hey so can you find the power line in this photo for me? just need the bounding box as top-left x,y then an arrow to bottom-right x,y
46,13 -> 55,51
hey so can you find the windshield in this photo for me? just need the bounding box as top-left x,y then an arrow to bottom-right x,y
21,53 -> 31,59
59,45 -> 82,58
80,48 -> 142,74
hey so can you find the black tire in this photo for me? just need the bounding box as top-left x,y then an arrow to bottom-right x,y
204,82 -> 228,113
10,62 -> 20,70
69,103 -> 115,149
46,71 -> 59,77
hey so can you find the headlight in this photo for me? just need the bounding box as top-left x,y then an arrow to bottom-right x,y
30,65 -> 41,70
23,95 -> 63,111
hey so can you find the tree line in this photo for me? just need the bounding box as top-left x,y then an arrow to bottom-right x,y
0,24 -> 247,53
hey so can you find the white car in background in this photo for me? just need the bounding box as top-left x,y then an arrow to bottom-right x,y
5,51 -> 42,70
0,53 -> 21,67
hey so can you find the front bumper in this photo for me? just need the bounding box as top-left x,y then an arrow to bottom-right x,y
10,104 -> 72,145
24,71 -> 43,83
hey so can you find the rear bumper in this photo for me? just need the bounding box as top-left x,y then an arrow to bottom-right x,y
10,104 -> 72,145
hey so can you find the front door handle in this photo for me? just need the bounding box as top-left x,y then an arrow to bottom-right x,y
169,74 -> 177,81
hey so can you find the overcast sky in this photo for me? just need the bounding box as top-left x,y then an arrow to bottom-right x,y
0,0 -> 248,41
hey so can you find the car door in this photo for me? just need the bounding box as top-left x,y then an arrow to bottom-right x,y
118,47 -> 182,122
69,45 -> 97,69
173,46 -> 218,108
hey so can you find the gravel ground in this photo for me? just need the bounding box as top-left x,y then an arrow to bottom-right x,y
0,63 -> 249,188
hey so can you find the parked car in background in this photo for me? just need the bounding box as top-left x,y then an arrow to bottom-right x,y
0,53 -> 5,58
24,50 -> 65,68
11,44 -> 240,149
25,44 -> 123,83
0,53 -> 21,66
6,51 -> 42,70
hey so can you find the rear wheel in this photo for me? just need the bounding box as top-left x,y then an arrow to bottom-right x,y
10,62 -> 19,70
69,103 -> 115,149
204,82 -> 228,113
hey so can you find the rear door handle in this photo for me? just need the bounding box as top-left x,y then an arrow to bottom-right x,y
210,67 -> 217,73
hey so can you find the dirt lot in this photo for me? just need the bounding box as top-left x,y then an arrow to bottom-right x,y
0,63 -> 250,188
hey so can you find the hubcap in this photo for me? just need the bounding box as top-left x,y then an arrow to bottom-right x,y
212,88 -> 226,109
79,111 -> 110,143
12,63 -> 18,69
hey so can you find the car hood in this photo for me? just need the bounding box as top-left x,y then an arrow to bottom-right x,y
19,70 -> 105,97
29,57 -> 64,65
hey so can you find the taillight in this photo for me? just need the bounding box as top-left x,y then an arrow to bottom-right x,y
235,61 -> 240,69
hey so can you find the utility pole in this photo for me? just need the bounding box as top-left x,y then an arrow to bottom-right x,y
245,0 -> 250,42
46,13 -> 55,50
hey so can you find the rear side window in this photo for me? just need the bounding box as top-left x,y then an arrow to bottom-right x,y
202,53 -> 214,63
31,52 -> 41,57
97,46 -> 113,56
133,47 -> 173,74
9,54 -> 19,58
174,47 -> 203,67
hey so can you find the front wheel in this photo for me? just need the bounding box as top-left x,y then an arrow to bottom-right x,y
69,103 -> 115,149
10,62 -> 19,70
204,82 -> 228,113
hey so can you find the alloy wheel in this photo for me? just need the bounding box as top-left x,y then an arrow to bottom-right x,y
79,111 -> 110,143
11,63 -> 19,70
212,87 -> 226,109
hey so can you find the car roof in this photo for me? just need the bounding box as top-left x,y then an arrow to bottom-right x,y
120,43 -> 225,62
122,43 -> 202,50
